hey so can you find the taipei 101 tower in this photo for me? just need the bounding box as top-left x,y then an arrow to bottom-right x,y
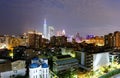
43,18 -> 47,38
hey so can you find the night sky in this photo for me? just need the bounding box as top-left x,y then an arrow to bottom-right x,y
0,0 -> 120,36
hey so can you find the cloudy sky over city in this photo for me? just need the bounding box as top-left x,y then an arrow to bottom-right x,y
0,0 -> 120,36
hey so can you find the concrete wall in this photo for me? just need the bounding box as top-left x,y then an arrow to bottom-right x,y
93,52 -> 110,70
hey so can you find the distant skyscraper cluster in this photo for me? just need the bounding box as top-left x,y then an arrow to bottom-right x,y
56,29 -> 66,36
43,18 -> 55,40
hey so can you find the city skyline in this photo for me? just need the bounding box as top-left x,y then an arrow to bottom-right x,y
1,0 -> 120,36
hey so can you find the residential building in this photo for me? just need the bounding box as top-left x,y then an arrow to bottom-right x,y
104,33 -> 114,49
104,31 -> 120,50
50,36 -> 67,47
22,31 -> 42,48
0,35 -> 21,50
26,31 -> 42,48
114,31 -> 120,49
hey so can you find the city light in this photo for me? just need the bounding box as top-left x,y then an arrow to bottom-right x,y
9,52 -> 13,58
1,0 -> 120,78
0,43 -> 7,49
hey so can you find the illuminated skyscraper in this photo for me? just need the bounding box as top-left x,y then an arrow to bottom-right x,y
48,26 -> 54,40
43,18 -> 47,38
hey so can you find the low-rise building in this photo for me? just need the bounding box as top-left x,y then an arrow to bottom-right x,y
29,57 -> 50,78
53,55 -> 79,74
76,51 -> 110,71
0,59 -> 26,78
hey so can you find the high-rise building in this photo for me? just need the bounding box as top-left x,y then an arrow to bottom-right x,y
48,26 -> 54,40
50,36 -> 67,46
43,18 -> 47,39
104,31 -> 120,50
114,31 -> 120,49
26,31 -> 42,48
104,33 -> 114,48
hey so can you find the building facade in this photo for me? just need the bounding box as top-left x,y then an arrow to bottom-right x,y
0,59 -> 26,78
25,31 -> 42,48
53,55 -> 79,74
50,36 -> 67,47
76,51 -> 110,71
104,31 -> 120,50
29,57 -> 49,78
114,31 -> 120,49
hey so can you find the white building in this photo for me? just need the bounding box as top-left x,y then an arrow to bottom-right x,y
0,60 -> 26,78
48,26 -> 54,40
29,57 -> 49,78
43,18 -> 47,39
76,52 -> 110,71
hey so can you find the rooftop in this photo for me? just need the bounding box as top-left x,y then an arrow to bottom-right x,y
42,63 -> 49,68
30,63 -> 40,68
56,55 -> 71,59
32,57 -> 39,61
55,58 -> 78,65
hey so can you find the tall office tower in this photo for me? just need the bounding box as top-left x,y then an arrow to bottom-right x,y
48,26 -> 54,40
43,18 -> 47,39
